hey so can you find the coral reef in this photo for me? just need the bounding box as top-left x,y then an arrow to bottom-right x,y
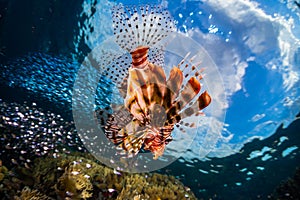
0,153 -> 197,199
55,162 -> 94,199
31,153 -> 123,199
272,167 -> 300,199
0,159 -> 16,198
0,160 -> 8,182
117,173 -> 196,200
15,187 -> 53,200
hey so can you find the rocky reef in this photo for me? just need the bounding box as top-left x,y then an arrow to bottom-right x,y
272,167 -> 300,199
0,153 -> 196,200
0,160 -> 8,182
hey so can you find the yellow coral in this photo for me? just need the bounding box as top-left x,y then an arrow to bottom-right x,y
20,152 -> 196,200
55,162 -> 93,199
0,159 -> 8,182
17,186 -> 52,200
0,173 -> 5,182
116,173 -> 197,200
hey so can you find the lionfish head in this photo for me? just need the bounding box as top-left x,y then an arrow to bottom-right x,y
143,129 -> 173,160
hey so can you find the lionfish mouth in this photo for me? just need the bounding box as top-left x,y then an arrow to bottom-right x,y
144,139 -> 166,160
152,145 -> 166,160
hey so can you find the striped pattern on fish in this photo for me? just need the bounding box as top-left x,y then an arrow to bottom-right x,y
95,4 -> 212,159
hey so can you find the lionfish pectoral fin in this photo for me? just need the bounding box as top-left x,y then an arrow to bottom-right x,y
115,127 -> 147,157
178,118 -> 197,129
94,107 -> 112,129
180,91 -> 211,119
98,53 -> 131,88
176,77 -> 201,109
118,76 -> 128,98
95,105 -> 134,145
198,91 -> 211,110
166,66 -> 183,100
111,106 -> 133,127
103,117 -> 127,145
121,135 -> 145,156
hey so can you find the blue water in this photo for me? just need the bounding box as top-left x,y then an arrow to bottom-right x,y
0,0 -> 300,199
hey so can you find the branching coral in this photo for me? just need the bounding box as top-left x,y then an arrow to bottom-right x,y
32,153 -> 124,199
16,186 -> 53,200
54,160 -> 94,199
0,160 -> 8,182
1,153 -> 197,199
117,173 -> 196,200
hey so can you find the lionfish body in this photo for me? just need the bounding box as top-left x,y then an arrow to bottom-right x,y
96,5 -> 211,159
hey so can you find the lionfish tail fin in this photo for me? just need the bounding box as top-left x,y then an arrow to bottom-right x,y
111,4 -> 176,52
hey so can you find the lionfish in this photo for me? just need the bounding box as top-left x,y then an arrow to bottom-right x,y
95,4 -> 211,159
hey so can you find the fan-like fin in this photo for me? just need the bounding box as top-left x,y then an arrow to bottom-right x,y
100,53 -> 131,87
166,66 -> 183,101
112,4 -> 175,52
176,77 -> 201,109
148,46 -> 165,67
115,120 -> 147,157
180,91 -> 211,119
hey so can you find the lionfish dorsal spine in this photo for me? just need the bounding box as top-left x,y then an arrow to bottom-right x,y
112,4 -> 176,53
